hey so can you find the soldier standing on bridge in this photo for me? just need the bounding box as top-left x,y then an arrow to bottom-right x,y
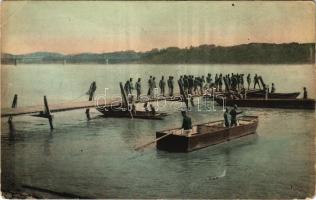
247,74 -> 251,90
152,77 -> 157,98
159,76 -> 166,96
135,78 -> 142,100
253,74 -> 260,89
168,76 -> 174,97
147,76 -> 153,96
129,78 -> 134,94
218,74 -> 223,92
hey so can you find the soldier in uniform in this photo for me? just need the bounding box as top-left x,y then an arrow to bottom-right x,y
271,83 -> 275,93
183,75 -> 189,95
181,111 -> 192,136
223,108 -> 230,127
147,76 -> 153,96
159,76 -> 166,96
188,75 -> 194,95
218,74 -> 223,92
230,105 -> 243,127
129,78 -> 134,94
303,87 -> 308,99
168,76 -> 174,97
135,78 -> 142,100
124,80 -> 130,95
253,74 -> 260,89
151,77 -> 157,97
247,74 -> 251,90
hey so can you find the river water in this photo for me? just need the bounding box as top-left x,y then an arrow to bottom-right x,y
1,64 -> 315,198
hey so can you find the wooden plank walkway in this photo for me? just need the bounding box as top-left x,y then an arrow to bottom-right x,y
0,95 -> 183,118
1,92 -> 222,118
1,99 -> 115,117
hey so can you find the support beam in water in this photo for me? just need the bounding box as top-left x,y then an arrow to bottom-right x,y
43,96 -> 54,130
8,94 -> 18,123
178,80 -> 189,109
258,76 -> 266,90
85,81 -> 97,120
119,82 -> 133,119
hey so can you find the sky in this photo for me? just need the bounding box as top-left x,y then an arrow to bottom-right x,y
1,1 -> 315,54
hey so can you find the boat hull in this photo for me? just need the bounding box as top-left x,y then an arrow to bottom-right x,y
216,98 -> 315,110
246,92 -> 300,99
96,108 -> 167,120
156,116 -> 258,152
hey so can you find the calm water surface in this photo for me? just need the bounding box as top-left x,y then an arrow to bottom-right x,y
1,64 -> 315,198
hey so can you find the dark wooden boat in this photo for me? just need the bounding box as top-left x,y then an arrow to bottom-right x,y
203,89 -> 263,99
96,107 -> 168,120
156,116 -> 258,152
246,91 -> 300,99
215,98 -> 315,110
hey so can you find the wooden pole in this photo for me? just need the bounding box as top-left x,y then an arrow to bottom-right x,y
119,82 -> 133,119
135,133 -> 172,151
259,76 -> 266,90
44,96 -> 54,130
178,80 -> 189,109
85,82 -> 96,120
8,94 -> 18,123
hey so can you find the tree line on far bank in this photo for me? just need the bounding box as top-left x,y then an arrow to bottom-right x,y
2,43 -> 314,65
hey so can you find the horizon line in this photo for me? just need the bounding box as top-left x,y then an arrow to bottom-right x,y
3,41 -> 315,56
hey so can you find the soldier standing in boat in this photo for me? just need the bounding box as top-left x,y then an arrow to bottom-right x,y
224,108 -> 230,127
230,105 -> 243,127
135,78 -> 142,100
150,104 -> 156,115
159,76 -> 166,96
271,83 -> 275,93
303,87 -> 308,99
144,102 -> 149,112
181,111 -> 192,136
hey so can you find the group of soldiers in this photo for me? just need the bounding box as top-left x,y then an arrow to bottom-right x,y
124,76 -> 175,100
123,73 -> 269,100
180,104 -> 243,136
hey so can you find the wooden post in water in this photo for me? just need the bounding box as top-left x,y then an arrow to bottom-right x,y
43,96 -> 54,130
8,94 -> 18,123
85,82 -> 96,120
120,82 -> 133,118
258,76 -> 266,90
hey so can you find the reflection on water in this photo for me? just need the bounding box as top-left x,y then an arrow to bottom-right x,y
1,64 -> 315,198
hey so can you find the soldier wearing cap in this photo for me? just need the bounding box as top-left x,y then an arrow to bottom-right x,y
181,111 -> 192,136
223,108 -> 230,127
230,104 -> 243,127
303,87 -> 308,99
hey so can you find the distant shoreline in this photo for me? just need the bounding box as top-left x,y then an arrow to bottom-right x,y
2,42 -> 315,65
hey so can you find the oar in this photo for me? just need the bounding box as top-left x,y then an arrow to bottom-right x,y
135,133 -> 172,151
